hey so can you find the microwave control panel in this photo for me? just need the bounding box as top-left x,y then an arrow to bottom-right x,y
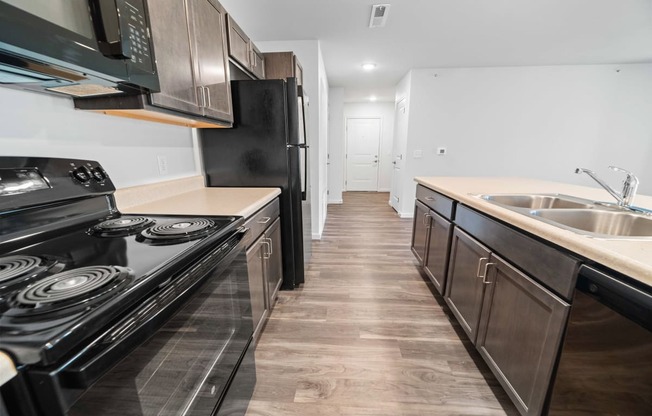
122,0 -> 153,72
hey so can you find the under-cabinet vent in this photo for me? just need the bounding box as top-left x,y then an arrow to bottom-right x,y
369,4 -> 390,28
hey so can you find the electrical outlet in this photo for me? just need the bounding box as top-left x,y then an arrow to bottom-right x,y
157,155 -> 168,175
436,147 -> 447,156
413,150 -> 423,159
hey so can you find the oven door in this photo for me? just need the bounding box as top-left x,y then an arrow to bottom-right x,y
25,229 -> 254,416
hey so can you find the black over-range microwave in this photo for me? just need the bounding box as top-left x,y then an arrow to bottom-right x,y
0,0 -> 159,97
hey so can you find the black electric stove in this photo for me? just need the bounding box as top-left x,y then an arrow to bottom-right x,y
0,157 -> 255,416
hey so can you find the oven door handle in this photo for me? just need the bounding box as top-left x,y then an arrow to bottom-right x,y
56,228 -> 248,389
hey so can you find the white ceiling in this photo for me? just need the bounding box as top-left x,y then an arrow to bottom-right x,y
219,0 -> 652,102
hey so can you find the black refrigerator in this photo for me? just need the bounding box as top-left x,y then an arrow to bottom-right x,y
199,78 -> 311,289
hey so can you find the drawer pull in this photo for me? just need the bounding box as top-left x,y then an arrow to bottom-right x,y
425,196 -> 435,201
477,257 -> 489,278
257,217 -> 271,224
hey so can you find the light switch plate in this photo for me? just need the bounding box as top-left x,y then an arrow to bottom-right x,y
413,150 -> 423,158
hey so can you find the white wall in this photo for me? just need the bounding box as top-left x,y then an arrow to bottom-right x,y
257,40 -> 329,239
327,87 -> 345,203
0,88 -> 196,188
342,102 -> 395,192
395,64 -> 652,216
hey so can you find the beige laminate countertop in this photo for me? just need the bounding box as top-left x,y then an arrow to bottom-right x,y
415,177 -> 652,287
118,187 -> 281,218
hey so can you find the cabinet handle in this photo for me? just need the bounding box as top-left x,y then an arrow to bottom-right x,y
266,237 -> 273,255
261,240 -> 271,259
204,86 -> 211,108
197,86 -> 206,107
422,213 -> 430,226
476,257 -> 489,278
482,262 -> 495,284
257,217 -> 271,224
425,196 -> 435,201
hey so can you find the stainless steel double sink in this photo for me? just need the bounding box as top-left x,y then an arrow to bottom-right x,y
477,194 -> 652,239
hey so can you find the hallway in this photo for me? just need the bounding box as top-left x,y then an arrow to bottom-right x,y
246,192 -> 517,415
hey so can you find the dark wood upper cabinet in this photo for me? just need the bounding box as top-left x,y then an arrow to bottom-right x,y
263,52 -> 303,86
226,14 -> 265,79
74,0 -> 233,128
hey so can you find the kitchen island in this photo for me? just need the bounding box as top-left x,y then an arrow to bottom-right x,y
412,177 -> 652,416
415,177 -> 652,286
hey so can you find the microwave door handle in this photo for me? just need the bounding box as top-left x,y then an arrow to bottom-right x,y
89,0 -> 132,59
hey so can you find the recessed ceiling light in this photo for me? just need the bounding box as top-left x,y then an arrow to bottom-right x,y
362,63 -> 377,71
369,95 -> 377,102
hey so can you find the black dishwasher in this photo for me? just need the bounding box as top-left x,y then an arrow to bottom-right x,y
547,265 -> 652,415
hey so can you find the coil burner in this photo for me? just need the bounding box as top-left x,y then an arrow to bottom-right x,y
0,255 -> 62,296
91,216 -> 156,237
137,219 -> 216,245
8,265 -> 133,316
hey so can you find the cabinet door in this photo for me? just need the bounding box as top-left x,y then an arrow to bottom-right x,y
444,227 -> 491,344
423,210 -> 452,295
294,55 -> 303,86
226,15 -> 250,69
147,0 -> 202,115
250,43 -> 265,79
265,218 -> 283,307
246,235 -> 268,338
188,0 -> 233,121
410,200 -> 430,265
477,255 -> 570,416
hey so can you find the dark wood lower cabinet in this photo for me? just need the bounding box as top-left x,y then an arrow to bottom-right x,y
423,210 -> 452,294
410,200 -> 430,265
444,227 -> 491,344
477,255 -> 570,416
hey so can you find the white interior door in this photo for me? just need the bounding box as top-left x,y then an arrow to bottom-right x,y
390,99 -> 408,210
345,118 -> 381,191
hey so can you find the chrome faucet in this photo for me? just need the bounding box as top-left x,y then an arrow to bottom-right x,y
575,166 -> 639,207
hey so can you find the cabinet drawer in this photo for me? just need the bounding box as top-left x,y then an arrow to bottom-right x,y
243,198 -> 280,247
455,204 -> 580,301
416,185 -> 454,220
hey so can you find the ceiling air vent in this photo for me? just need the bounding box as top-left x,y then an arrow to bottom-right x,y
369,4 -> 390,28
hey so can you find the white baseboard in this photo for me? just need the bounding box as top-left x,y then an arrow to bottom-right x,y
378,188 -> 390,192
398,211 -> 414,219
328,199 -> 343,204
312,232 -> 322,240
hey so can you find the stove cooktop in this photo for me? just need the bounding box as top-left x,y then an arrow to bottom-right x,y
0,213 -> 243,365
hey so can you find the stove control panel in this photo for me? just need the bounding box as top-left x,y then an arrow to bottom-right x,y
0,157 -> 116,212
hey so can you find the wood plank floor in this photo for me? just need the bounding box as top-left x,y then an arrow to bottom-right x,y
246,192 -> 519,416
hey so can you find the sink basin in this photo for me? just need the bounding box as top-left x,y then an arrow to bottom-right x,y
531,209 -> 652,238
480,194 -> 596,209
